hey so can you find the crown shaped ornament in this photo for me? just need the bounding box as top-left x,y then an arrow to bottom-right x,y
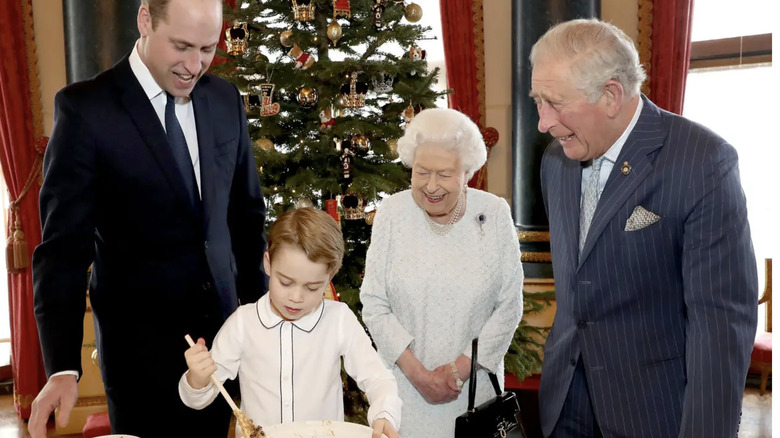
340,72 -> 368,108
291,0 -> 316,21
225,22 -> 249,56
371,72 -> 394,94
340,194 -> 366,220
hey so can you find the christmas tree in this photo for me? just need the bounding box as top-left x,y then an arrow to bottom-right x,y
213,0 -> 445,312
213,0 -> 446,422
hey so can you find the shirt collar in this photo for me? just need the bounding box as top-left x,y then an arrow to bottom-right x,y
256,294 -> 325,333
129,41 -> 165,101
602,97 -> 644,164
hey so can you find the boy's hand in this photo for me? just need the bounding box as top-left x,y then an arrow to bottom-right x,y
184,337 -> 216,389
371,418 -> 399,438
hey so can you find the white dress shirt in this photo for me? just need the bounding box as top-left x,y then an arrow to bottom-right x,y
129,41 -> 202,196
179,295 -> 402,436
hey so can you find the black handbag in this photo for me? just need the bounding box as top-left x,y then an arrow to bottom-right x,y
455,338 -> 527,438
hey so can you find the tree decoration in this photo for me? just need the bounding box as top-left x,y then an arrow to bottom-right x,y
386,138 -> 398,158
279,29 -> 294,47
351,133 -> 370,155
340,146 -> 356,179
401,103 -> 415,129
333,0 -> 352,18
291,0 -> 316,21
404,2 -> 423,23
295,198 -> 314,209
371,72 -> 394,94
340,72 -> 368,108
326,20 -> 343,45
254,137 -> 274,152
225,22 -> 249,56
364,209 -> 376,225
325,199 -> 340,224
259,83 -> 281,116
319,107 -> 336,130
340,194 -> 365,220
371,0 -> 386,30
296,86 -> 318,108
288,44 -> 316,70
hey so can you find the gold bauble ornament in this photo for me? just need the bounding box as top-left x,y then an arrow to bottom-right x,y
255,137 -> 274,151
326,20 -> 342,45
352,133 -> 370,154
280,29 -> 294,47
404,2 -> 423,22
387,138 -> 398,158
297,87 -> 318,108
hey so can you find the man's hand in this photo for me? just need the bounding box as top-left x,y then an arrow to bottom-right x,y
184,337 -> 216,389
28,374 -> 79,438
371,418 -> 400,438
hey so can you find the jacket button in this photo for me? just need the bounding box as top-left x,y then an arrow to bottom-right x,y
569,358 -> 577,366
577,320 -> 588,329
204,241 -> 209,249
202,282 -> 211,291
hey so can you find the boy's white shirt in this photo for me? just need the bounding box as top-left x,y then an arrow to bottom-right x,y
178,294 -> 401,432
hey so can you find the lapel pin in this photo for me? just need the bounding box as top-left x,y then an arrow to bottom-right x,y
621,161 -> 631,175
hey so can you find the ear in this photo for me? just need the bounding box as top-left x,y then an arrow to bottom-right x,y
263,251 -> 271,276
603,80 -> 625,118
137,4 -> 152,37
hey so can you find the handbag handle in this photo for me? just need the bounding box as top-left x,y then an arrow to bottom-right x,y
466,338 -> 503,412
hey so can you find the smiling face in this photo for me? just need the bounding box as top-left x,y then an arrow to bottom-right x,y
411,143 -> 467,224
264,245 -> 331,321
136,0 -> 222,97
531,58 -> 616,162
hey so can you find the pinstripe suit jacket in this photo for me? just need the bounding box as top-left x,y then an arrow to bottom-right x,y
538,96 -> 758,438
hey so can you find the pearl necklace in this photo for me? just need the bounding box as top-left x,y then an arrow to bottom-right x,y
424,190 -> 464,236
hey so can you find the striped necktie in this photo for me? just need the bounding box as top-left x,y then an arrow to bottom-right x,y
579,156 -> 605,255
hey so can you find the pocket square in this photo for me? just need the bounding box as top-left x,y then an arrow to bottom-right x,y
625,206 -> 661,231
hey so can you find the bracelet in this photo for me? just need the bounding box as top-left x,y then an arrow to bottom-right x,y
450,362 -> 464,389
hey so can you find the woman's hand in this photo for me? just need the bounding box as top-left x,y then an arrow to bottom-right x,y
371,418 -> 400,438
184,337 -> 216,389
412,367 -> 461,404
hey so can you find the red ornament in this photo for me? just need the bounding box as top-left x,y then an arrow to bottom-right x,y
480,126 -> 499,148
325,199 -> 340,223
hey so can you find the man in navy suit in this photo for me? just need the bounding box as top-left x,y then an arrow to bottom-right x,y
28,0 -> 267,436
530,19 -> 757,438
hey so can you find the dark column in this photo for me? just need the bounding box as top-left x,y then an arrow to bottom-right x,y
63,0 -> 142,84
511,0 -> 600,278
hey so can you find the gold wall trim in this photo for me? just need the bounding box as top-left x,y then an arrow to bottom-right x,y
75,395 -> 108,407
473,0 -> 486,127
637,0 -> 653,96
521,252 -> 552,263
517,231 -> 550,242
22,0 -> 43,137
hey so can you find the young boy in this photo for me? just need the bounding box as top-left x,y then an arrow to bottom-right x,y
179,208 -> 401,438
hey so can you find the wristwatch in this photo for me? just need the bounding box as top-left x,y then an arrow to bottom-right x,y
450,362 -> 464,389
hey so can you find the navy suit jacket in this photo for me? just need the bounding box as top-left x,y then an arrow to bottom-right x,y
32,55 -> 267,390
538,96 -> 757,437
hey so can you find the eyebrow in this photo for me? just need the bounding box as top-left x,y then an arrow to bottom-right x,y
278,272 -> 325,286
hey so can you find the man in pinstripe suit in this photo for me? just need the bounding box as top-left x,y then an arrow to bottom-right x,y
530,19 -> 757,438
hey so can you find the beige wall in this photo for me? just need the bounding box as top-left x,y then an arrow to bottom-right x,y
483,1 -> 639,199
32,0 -> 66,136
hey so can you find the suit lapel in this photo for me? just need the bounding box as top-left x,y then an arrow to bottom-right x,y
114,57 -> 199,212
560,152 -> 584,271
578,96 -> 666,266
191,82 -> 216,232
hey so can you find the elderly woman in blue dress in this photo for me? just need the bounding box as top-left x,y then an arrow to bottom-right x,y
360,108 -> 524,438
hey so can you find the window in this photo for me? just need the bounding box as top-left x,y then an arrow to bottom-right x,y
683,1 -> 774,332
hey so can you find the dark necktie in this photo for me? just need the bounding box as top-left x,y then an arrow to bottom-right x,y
165,93 -> 199,208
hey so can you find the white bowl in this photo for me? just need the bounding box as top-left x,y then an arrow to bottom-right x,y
262,420 -> 378,438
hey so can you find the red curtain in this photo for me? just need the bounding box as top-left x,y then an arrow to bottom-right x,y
439,0 -> 496,190
639,0 -> 695,114
0,0 -> 48,419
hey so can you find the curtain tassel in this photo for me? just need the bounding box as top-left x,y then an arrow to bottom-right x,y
12,218 -> 29,270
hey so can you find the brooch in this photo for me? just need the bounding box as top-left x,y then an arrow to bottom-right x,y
475,213 -> 486,236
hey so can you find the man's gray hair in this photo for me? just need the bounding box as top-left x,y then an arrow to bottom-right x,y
530,18 -> 647,102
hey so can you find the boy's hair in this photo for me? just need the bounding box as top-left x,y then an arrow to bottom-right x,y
267,208 -> 344,276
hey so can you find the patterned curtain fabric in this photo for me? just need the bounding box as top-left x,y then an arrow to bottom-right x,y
439,0 -> 495,190
0,0 -> 47,419
638,0 -> 695,115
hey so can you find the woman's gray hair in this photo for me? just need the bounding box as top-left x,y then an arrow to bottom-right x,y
529,18 -> 646,103
397,108 -> 487,180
